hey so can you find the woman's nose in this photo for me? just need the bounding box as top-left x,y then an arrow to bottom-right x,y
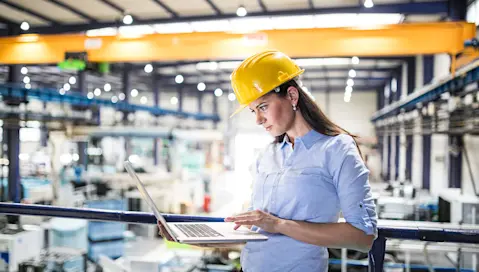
256,113 -> 265,125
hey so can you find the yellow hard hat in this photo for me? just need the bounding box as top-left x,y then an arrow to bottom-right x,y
230,50 -> 304,117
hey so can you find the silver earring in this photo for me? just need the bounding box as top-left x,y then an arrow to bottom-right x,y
293,105 -> 297,111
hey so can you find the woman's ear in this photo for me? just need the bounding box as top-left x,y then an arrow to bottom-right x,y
286,86 -> 299,106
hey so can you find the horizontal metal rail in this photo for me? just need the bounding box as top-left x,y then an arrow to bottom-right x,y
0,203 -> 477,271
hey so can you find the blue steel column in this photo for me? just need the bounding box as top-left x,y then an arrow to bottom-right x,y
397,68 -> 402,180
197,91 -> 203,114
153,72 -> 159,166
423,56 -> 434,85
448,0 -> 467,21
78,142 -> 88,171
422,56 -> 433,189
369,236 -> 387,272
123,64 -> 131,156
5,65 -> 22,203
178,87 -> 183,113
406,57 -> 416,95
212,93 -> 218,129
76,70 -> 88,170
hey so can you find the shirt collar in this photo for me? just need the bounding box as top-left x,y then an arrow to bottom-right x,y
279,134 -> 291,149
278,129 -> 323,150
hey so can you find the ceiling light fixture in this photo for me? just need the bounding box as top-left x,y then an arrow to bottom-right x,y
364,0 -> 374,8
175,75 -> 184,84
197,82 -> 206,91
20,21 -> 29,31
131,89 -> 139,97
104,83 -> 111,92
236,6 -> 247,17
144,64 -> 153,73
123,14 -> 133,25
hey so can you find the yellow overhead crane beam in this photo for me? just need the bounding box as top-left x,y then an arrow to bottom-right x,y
0,22 -> 475,65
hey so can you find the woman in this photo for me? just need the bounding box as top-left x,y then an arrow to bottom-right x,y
160,51 -> 378,272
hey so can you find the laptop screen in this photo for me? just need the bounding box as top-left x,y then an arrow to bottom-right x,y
123,161 -> 176,241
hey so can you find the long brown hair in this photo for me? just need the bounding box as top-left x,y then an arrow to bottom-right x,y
273,79 -> 363,156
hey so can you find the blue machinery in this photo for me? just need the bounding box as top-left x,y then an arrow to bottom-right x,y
0,83 -> 220,122
0,203 -> 477,271
371,58 -> 479,122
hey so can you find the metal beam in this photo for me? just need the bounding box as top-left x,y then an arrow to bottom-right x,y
48,0 -> 97,22
98,0 -> 124,13
0,22 -> 472,64
0,0 -> 60,24
25,2 -> 449,35
0,15 -> 17,27
150,0 -> 178,17
204,0 -> 222,15
258,0 -> 268,12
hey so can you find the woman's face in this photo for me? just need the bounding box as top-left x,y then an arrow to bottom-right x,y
248,92 -> 295,136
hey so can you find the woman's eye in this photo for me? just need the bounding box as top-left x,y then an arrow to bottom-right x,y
259,105 -> 267,112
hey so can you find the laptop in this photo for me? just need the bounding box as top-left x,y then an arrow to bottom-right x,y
124,161 -> 268,244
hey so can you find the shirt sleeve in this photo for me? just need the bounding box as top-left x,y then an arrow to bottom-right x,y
328,135 -> 378,237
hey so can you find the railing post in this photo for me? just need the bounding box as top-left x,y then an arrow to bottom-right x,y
369,236 -> 386,272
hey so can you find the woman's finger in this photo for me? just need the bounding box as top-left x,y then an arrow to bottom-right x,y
232,220 -> 257,226
225,215 -> 256,222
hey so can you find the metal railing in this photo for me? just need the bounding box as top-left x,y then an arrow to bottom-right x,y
0,203 -> 478,271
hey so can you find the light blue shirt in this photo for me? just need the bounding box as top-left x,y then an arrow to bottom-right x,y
241,130 -> 378,272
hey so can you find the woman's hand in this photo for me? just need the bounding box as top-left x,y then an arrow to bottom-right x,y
225,210 -> 283,233
157,222 -> 175,241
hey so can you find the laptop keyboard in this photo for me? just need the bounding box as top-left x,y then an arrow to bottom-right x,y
175,224 -> 224,238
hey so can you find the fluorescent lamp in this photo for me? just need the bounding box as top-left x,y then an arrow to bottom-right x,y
295,58 -> 351,67
86,27 -> 117,37
153,23 -> 193,33
229,17 -> 273,33
271,15 -> 314,30
119,25 -> 154,38
190,20 -> 231,32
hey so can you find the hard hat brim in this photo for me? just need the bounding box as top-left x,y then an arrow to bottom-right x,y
229,104 -> 248,118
